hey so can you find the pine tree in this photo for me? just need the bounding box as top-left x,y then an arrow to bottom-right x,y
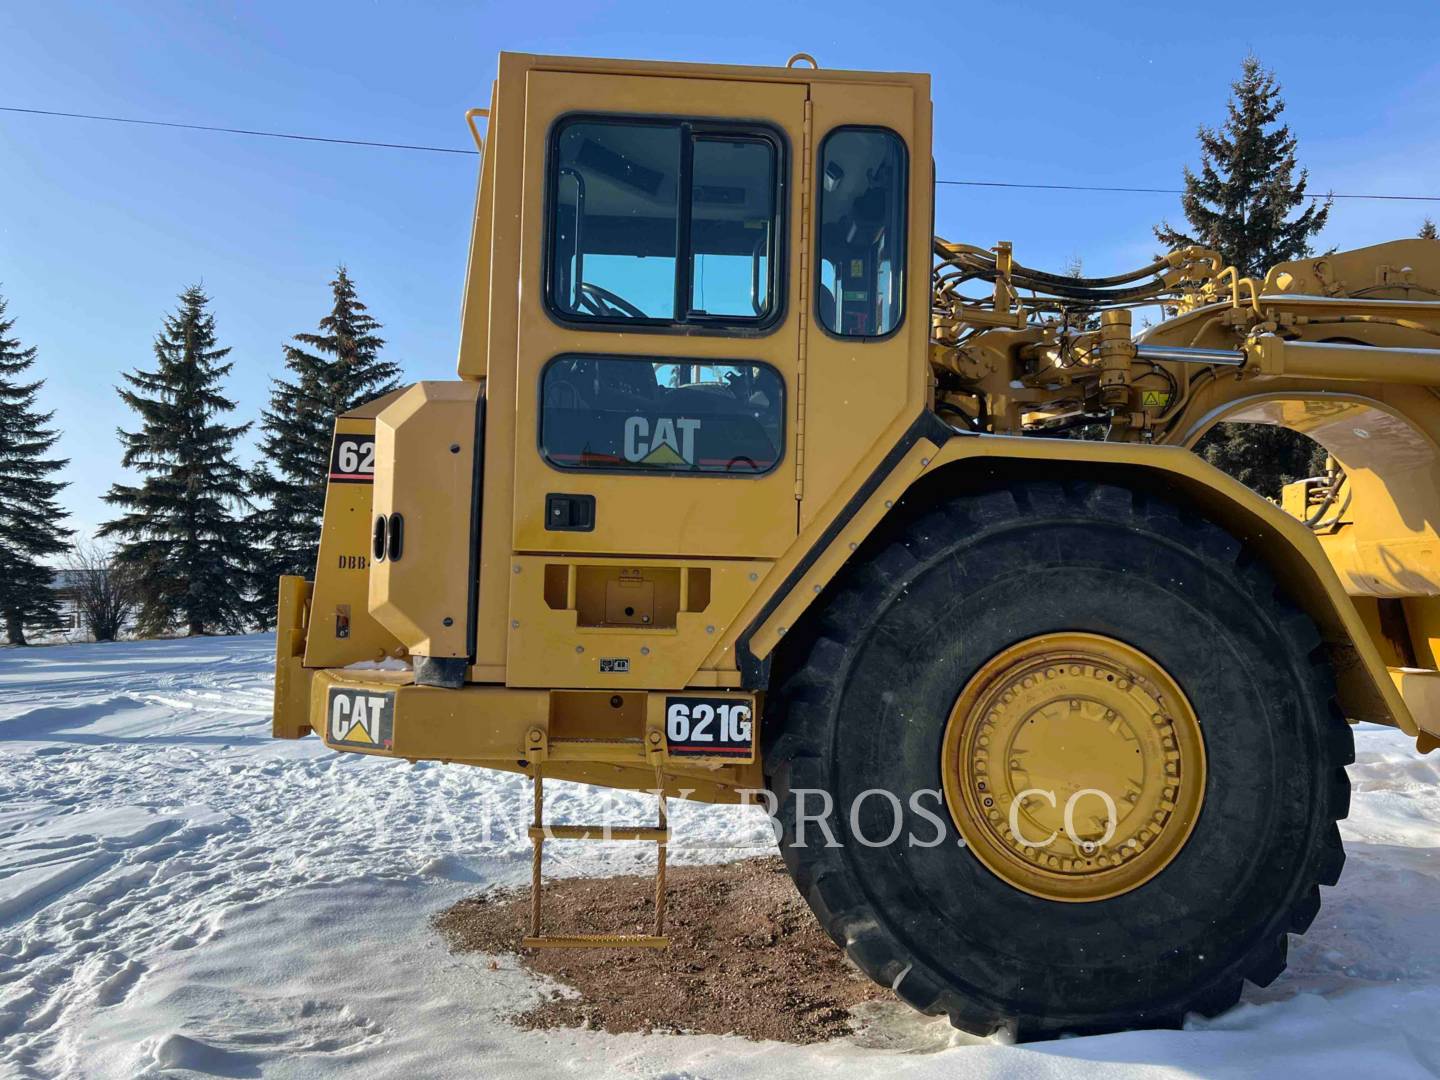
247,267 -> 398,626
0,293 -> 71,645
101,286 -> 251,636
1156,55 -> 1330,497
1155,55 -> 1331,276
1422,217 -> 1438,241
1187,424 -> 1324,499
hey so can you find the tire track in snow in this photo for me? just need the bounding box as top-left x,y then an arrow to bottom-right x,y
0,636 -> 772,1077
7,637 -> 1440,1077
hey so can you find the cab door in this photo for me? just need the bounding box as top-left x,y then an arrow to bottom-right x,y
798,81 -> 930,530
512,70 -> 807,560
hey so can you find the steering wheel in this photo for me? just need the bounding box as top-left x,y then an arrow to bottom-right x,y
577,281 -> 649,320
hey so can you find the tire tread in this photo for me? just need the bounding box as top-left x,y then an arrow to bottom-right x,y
763,479 -> 1352,1039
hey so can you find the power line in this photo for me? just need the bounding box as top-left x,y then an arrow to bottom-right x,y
5,103 -> 1440,203
0,105 -> 477,156
936,179 -> 1440,202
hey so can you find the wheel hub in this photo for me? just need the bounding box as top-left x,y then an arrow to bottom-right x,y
941,633 -> 1206,903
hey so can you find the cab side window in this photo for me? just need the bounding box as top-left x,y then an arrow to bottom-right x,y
815,128 -> 907,338
547,117 -> 783,330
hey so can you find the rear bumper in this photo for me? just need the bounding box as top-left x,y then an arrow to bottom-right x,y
273,574 -> 762,800
303,671 -> 759,799
272,572 -> 538,757
309,668 -> 545,760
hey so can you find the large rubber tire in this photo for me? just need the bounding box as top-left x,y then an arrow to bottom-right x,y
764,480 -> 1353,1039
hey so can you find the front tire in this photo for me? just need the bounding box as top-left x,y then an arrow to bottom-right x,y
764,480 -> 1352,1039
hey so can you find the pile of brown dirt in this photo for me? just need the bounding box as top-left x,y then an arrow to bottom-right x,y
433,856 -> 888,1044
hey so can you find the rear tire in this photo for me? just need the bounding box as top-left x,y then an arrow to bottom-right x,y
764,480 -> 1352,1039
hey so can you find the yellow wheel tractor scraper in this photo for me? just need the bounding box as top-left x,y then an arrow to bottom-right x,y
272,51 -> 1440,1039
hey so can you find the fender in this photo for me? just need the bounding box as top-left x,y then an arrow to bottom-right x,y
728,420 -> 1415,743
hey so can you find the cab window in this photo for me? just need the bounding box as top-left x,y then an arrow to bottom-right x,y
816,127 -> 907,337
541,356 -> 784,475
547,117 -> 783,330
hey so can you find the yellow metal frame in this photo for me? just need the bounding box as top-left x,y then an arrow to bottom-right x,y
733,432 -> 1415,741
278,419 -> 1415,792
285,653 -> 763,800
274,51 -> 1438,804
272,576 -> 313,739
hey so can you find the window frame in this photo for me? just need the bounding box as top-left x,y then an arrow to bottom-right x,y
813,125 -> 910,342
537,352 -> 788,479
542,112 -> 789,337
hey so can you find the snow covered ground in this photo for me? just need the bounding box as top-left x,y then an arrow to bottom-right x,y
3,634 -> 1440,1078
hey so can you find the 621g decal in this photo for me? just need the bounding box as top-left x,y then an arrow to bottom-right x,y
665,696 -> 754,760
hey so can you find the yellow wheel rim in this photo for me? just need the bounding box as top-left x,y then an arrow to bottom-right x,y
941,633 -> 1206,903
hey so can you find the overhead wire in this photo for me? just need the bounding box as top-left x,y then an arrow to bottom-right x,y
935,179 -> 1440,202
0,105 -> 477,155
4,104 -> 1440,203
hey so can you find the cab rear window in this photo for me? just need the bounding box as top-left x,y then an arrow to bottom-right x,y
547,116 -> 784,331
540,356 -> 784,475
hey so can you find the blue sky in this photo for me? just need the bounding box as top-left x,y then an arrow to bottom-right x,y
3,0 -> 1439,541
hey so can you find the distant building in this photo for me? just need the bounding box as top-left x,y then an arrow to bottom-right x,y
26,569 -> 135,641
23,569 -> 93,639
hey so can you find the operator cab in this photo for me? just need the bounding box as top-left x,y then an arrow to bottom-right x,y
455,55 -> 935,684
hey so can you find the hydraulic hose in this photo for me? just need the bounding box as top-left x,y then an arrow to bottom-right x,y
989,270 -> 1172,304
1009,257 -> 1172,290
934,242 -> 1176,292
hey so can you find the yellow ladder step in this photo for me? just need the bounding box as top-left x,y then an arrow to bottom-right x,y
527,765 -> 671,951
522,934 -> 670,950
528,825 -> 669,842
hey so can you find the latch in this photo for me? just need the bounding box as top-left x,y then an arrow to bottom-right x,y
545,493 -> 596,532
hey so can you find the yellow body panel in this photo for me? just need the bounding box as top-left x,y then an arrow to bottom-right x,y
303,410 -> 403,669
1167,352 -> 1440,600
1392,668 -> 1440,737
466,58 -> 527,680
737,432 -> 1415,739
721,431 -> 938,668
1405,597 -> 1440,668
505,555 -> 770,689
369,380 -> 483,660
510,69 -> 806,561
798,80 -> 932,527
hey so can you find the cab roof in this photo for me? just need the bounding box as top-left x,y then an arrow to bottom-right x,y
496,50 -> 930,93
